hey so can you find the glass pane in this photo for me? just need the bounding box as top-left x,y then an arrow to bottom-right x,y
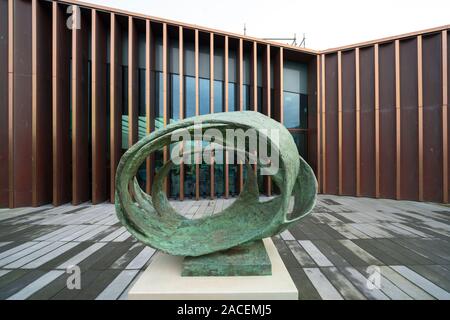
154,71 -> 164,130
290,131 -> 307,159
214,80 -> 224,113
185,76 -> 195,118
228,82 -> 236,112
283,91 -> 300,129
214,150 -> 225,197
170,74 -> 180,123
300,93 -> 308,129
243,84 -> 251,110
199,78 -> 210,115
122,66 -> 129,150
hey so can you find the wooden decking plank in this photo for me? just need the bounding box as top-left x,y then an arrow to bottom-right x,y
297,240 -> 333,267
390,265 -> 450,299
303,268 -> 344,300
320,267 -> 366,300
96,270 -> 139,300
272,236 -> 321,300
285,240 -> 316,267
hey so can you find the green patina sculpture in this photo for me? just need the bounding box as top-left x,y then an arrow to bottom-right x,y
115,111 -> 317,276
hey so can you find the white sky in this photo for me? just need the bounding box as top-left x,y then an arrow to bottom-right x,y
81,0 -> 449,50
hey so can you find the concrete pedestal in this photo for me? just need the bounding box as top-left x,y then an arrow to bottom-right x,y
128,238 -> 298,300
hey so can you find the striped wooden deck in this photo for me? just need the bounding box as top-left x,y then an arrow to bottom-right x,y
0,195 -> 449,300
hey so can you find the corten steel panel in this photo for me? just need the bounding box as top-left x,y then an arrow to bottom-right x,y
32,0 -> 52,206
422,33 -> 443,202
418,36 -> 424,201
324,53 -> 339,195
337,51 -> 342,195
252,41 -> 257,111
91,10 -> 108,204
374,44 -> 380,198
0,0 -> 9,207
341,50 -> 356,196
399,37 -> 419,200
110,13 -> 123,203
52,2 -> 71,206
128,17 -> 139,148
316,56 -> 321,192
307,57 -> 318,179
378,42 -> 397,199
359,46 -> 376,198
12,0 -> 33,207
71,8 -> 90,205
395,40 -> 401,199
272,47 -> 281,122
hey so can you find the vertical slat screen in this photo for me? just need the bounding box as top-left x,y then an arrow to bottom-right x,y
128,17 -> 138,147
91,9 -> 108,204
10,0 -> 33,207
72,7 -> 90,205
110,13 -> 122,203
0,0 -> 9,207
341,50 -> 356,196
52,2 -> 71,206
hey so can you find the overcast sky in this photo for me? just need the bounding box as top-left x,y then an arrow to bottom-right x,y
81,0 -> 449,50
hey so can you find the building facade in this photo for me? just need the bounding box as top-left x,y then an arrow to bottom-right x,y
0,0 -> 448,208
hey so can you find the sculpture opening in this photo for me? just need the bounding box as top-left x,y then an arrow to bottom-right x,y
115,111 -> 317,276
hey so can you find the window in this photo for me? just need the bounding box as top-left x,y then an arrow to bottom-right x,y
214,80 -> 224,113
184,76 -> 195,118
170,74 -> 180,122
283,92 -> 301,129
228,82 -> 236,111
199,78 -> 210,115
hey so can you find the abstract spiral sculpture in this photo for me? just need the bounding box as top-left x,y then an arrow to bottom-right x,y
115,111 -> 317,257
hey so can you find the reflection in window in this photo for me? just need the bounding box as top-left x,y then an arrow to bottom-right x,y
154,71 -> 164,130
291,131 -> 307,159
257,87 -> 263,113
122,66 -> 129,150
185,76 -> 195,118
170,74 -> 181,197
228,82 -> 236,112
214,80 -> 224,113
283,92 -> 300,129
243,84 -> 251,110
199,78 -> 210,115
138,68 -> 147,188
170,74 -> 180,122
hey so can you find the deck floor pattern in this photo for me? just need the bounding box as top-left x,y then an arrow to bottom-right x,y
0,196 -> 449,300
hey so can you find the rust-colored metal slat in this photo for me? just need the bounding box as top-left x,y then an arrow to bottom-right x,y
32,0 -> 52,206
145,19 -> 152,195
91,9 -> 108,204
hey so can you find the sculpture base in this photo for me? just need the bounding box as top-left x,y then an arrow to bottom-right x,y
182,240 -> 271,276
128,238 -> 298,300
